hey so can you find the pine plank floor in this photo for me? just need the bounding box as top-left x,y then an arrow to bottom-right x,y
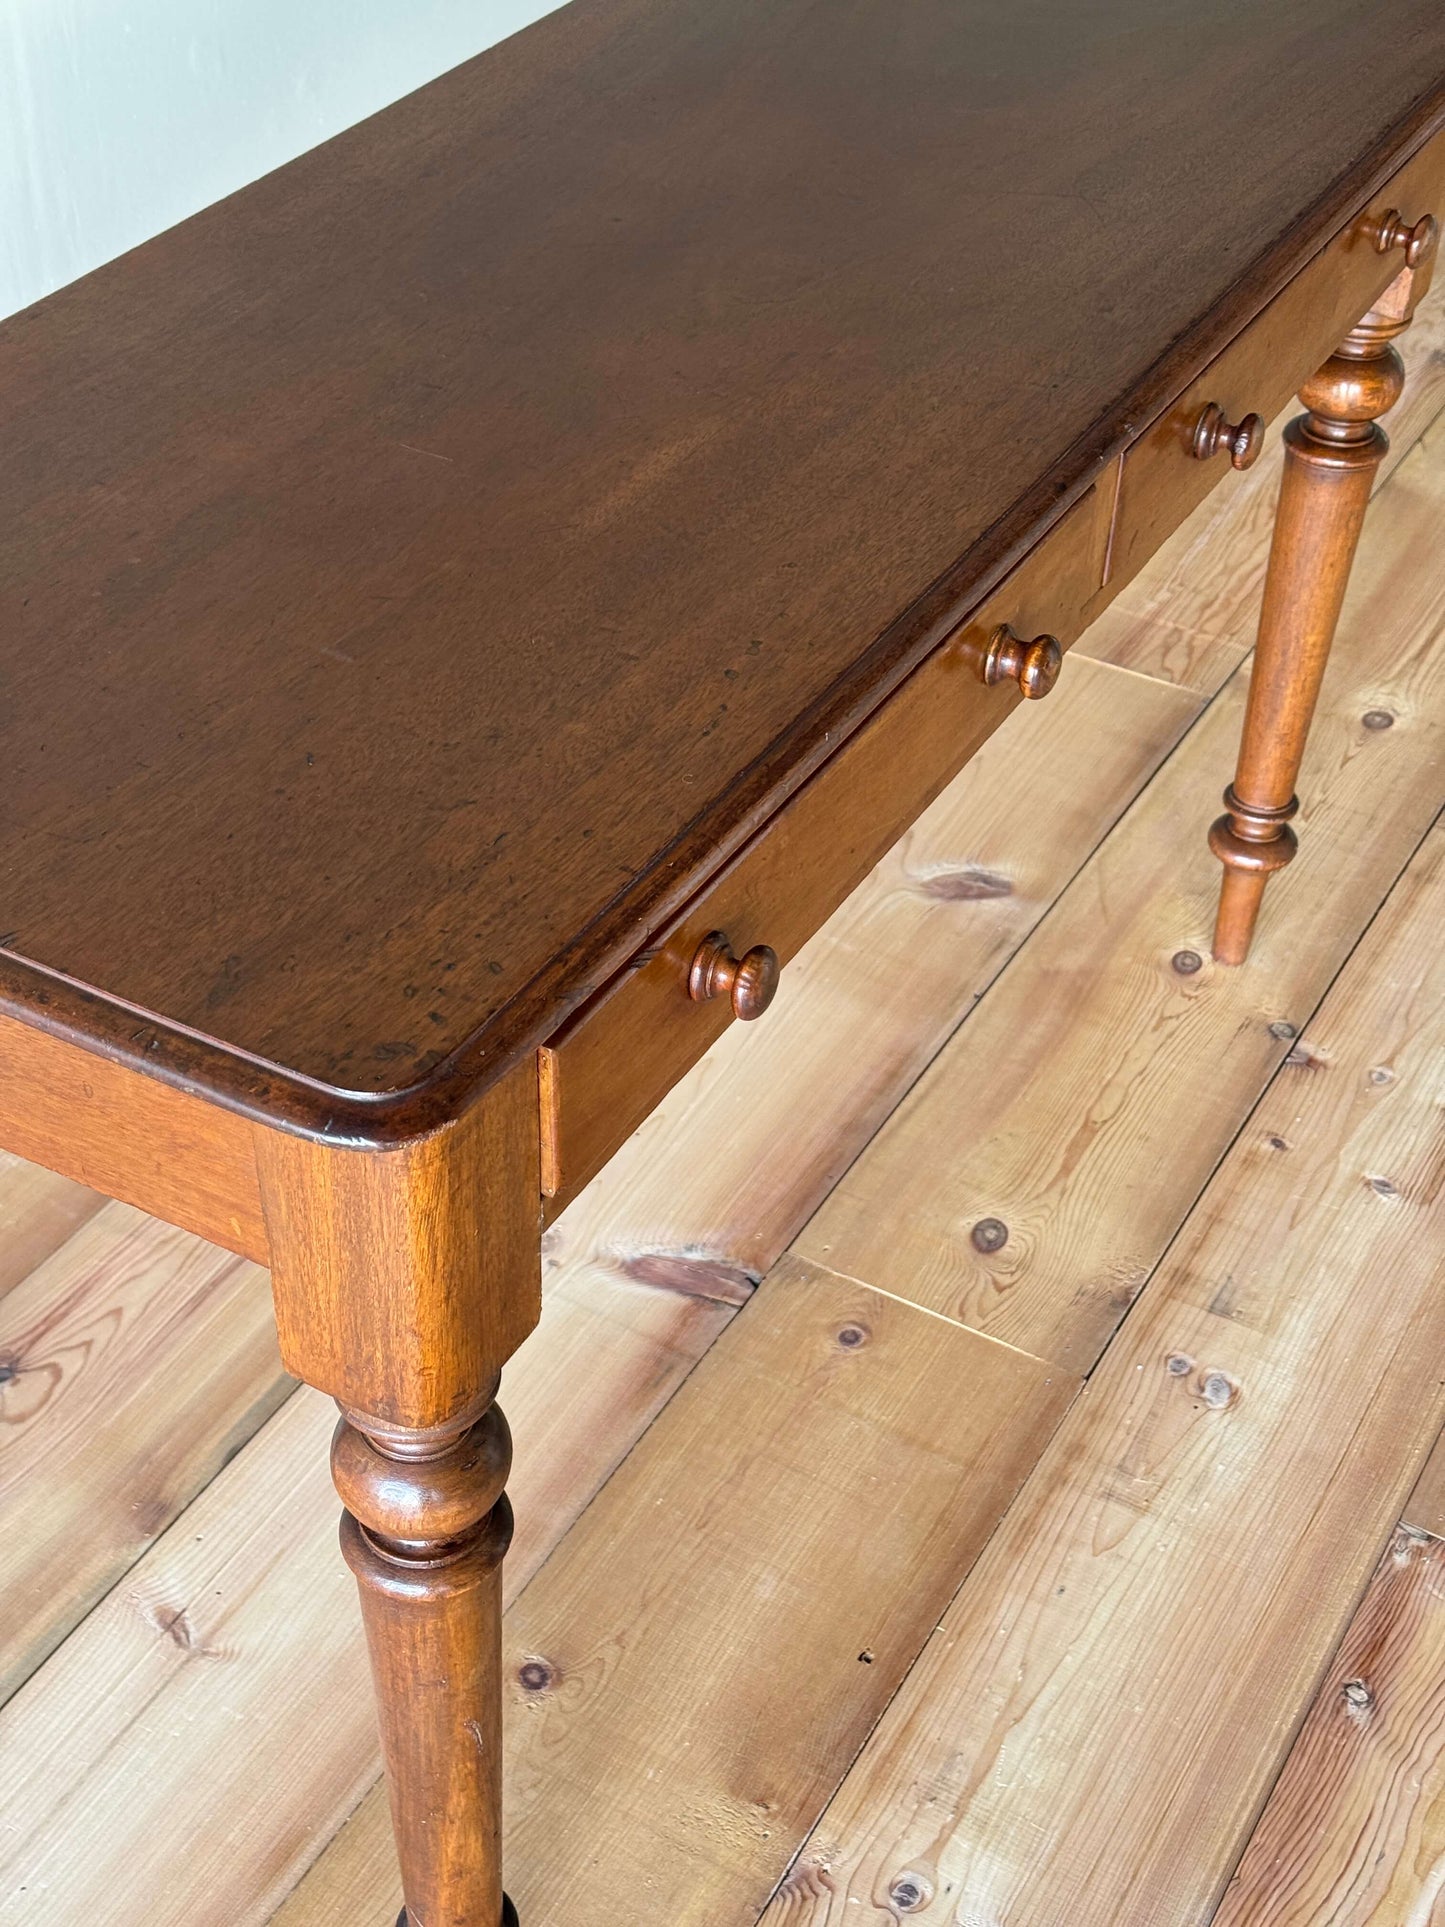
2,292 -> 1444,1924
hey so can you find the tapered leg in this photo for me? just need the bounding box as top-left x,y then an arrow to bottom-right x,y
1210,213 -> 1437,964
1209,314 -> 1402,962
332,1388 -> 518,1927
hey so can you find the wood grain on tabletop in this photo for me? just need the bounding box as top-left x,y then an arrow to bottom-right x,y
761,815 -> 1445,1927
1,357 -> 1442,1927
1,1 -> 1442,1131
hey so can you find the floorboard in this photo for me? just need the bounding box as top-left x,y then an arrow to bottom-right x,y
0,1207 -> 287,1706
760,818 -> 1445,1926
0,1151 -> 105,1305
1218,1525 -> 1445,1925
1404,1428 -> 1445,1541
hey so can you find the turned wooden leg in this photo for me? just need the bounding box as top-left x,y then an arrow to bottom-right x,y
1209,311 -> 1403,962
257,1065 -> 541,1925
1210,212 -> 1437,964
332,1387 -> 519,1927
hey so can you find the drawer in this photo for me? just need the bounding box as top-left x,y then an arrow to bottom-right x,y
1104,123 -> 1445,596
538,482 -> 1112,1212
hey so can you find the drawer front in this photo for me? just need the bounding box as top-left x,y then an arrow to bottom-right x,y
539,484 -> 1111,1211
1105,124 -> 1445,596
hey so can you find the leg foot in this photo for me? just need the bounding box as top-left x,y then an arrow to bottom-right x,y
334,1389 -> 514,1927
1208,789 -> 1298,965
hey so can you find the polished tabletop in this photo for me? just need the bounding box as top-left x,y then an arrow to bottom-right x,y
2,0 -> 1443,1137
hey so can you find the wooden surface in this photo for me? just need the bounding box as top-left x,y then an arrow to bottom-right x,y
0,1007 -> 267,1260
3,389 -> 1444,1923
503,1257 -> 1070,1922
0,498 -> 1207,1925
0,1207 -> 286,1705
1,6 -> 1442,1135
765,815 -> 1445,1925
257,1060 -> 540,1427
335,1396 -> 514,1927
0,1150 -> 104,1303
1404,1427 -> 1445,1538
1218,1525 -> 1445,1925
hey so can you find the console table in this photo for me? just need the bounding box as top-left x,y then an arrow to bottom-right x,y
2,3 -> 1443,1920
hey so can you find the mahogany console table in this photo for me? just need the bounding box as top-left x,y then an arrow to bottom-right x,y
3,3 -> 1444,1920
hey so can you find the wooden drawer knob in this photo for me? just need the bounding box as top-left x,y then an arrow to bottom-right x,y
1376,208 -> 1438,269
688,931 -> 779,1020
982,625 -> 1062,700
1192,401 -> 1264,470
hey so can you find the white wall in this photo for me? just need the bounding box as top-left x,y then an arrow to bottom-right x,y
0,0 -> 564,320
